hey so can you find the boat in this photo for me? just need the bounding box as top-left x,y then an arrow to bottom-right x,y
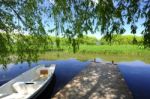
0,64 -> 56,99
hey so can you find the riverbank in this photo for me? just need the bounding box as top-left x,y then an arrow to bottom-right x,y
39,45 -> 150,63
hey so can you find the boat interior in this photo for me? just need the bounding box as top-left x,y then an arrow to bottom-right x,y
0,65 -> 55,99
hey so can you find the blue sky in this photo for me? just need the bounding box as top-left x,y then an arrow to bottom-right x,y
46,0 -> 145,39
88,18 -> 145,39
14,0 -> 145,39
88,0 -> 146,39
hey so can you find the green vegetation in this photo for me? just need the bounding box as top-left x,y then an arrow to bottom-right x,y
0,34 -> 149,64
37,35 -> 150,63
39,44 -> 150,63
100,35 -> 143,45
1,0 -> 150,65
39,35 -> 150,63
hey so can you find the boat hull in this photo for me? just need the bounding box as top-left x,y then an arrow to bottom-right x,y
0,64 -> 56,99
29,72 -> 55,99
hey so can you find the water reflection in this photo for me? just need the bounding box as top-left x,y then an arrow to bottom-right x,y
0,62 -> 38,85
1,59 -> 150,99
0,59 -> 90,98
118,61 -> 150,99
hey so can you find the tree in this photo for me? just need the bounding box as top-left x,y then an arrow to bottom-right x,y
0,0 -> 150,64
100,35 -> 143,45
0,0 -> 49,65
49,0 -> 150,47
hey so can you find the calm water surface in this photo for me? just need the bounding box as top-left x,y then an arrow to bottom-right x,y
0,59 -> 90,98
118,61 -> 150,99
0,59 -> 150,99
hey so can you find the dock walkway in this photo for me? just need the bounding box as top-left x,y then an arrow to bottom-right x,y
52,62 -> 133,99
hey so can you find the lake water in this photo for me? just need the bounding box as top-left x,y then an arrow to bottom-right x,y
0,59 -> 150,99
0,59 -> 90,98
118,61 -> 150,99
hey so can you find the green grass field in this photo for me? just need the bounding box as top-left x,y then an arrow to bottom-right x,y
39,45 -> 150,63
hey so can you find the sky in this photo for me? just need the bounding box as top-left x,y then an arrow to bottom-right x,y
88,0 -> 145,39
88,18 -> 145,39
9,0 -> 145,39
47,0 -> 146,39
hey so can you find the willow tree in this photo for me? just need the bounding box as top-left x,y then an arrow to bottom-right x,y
0,0 -> 49,65
49,0 -> 150,47
0,0 -> 150,64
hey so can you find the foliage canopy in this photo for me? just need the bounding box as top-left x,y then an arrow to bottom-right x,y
0,0 -> 150,64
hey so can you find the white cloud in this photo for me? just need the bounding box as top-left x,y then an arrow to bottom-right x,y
49,0 -> 55,5
92,0 -> 99,4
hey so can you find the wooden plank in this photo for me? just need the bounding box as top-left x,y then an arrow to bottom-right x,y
52,62 -> 133,99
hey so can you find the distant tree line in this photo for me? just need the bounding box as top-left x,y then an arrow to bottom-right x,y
100,35 -> 143,45
0,31 -> 145,65
48,35 -> 143,46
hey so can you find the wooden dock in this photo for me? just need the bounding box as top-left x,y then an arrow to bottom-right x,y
52,62 -> 133,99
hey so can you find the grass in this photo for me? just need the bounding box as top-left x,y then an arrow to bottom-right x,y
39,45 -> 150,63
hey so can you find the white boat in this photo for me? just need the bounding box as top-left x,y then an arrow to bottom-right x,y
0,64 -> 56,99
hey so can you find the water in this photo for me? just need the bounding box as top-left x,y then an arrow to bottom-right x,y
0,59 -> 90,98
118,61 -> 150,99
1,59 -> 150,99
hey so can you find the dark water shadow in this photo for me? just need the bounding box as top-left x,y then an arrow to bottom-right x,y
118,61 -> 150,99
0,59 -> 90,98
36,74 -> 56,99
53,62 -> 132,99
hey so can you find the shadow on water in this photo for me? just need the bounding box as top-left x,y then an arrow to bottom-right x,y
118,61 -> 150,99
0,59 -> 90,98
1,58 -> 150,99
